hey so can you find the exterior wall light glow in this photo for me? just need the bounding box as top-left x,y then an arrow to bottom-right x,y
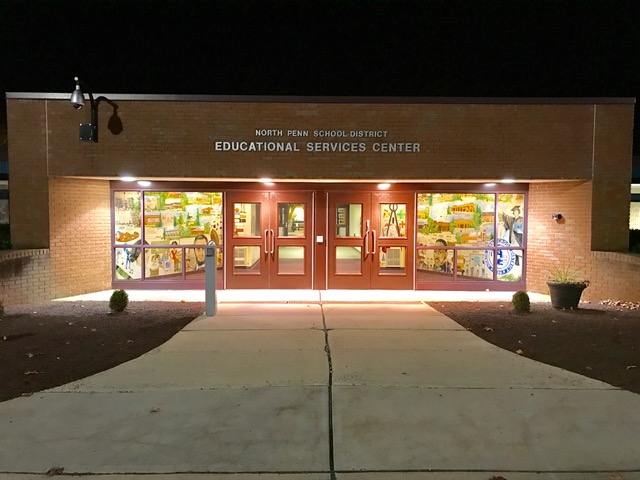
484,182 -> 497,187
501,178 -> 516,184
377,183 -> 391,190
120,176 -> 136,182
259,178 -> 275,186
137,181 -> 151,187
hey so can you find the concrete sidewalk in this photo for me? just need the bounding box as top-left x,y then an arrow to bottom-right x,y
1,300 -> 639,479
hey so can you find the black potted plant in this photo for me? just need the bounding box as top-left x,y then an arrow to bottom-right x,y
547,264 -> 590,309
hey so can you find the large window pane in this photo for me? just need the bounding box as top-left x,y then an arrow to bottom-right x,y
457,249 -> 493,281
415,246 -> 454,282
143,192 -> 223,250
114,192 -> 142,244
114,247 -> 142,280
417,193 -> 495,247
145,247 -> 182,279
497,193 -> 525,249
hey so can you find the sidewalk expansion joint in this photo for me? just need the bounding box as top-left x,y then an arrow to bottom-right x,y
321,303 -> 337,480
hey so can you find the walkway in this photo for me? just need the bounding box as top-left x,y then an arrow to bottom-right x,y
1,292 -> 639,479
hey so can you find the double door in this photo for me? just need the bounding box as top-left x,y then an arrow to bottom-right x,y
225,191 -> 313,289
328,192 -> 414,289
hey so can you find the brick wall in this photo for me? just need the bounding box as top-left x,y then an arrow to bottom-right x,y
6,100 -> 50,248
42,100 -> 601,181
528,181 -> 640,302
48,178 -> 112,298
0,179 -> 111,306
0,250 -> 54,305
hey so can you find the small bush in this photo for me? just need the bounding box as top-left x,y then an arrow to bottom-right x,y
109,289 -> 129,313
512,291 -> 530,312
0,299 -> 4,317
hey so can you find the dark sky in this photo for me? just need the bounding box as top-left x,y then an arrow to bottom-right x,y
1,0 -> 639,151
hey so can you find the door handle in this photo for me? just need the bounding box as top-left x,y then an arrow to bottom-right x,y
270,229 -> 275,255
364,219 -> 371,256
371,230 -> 377,257
264,229 -> 270,255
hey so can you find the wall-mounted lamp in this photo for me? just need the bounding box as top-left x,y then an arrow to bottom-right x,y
551,213 -> 563,221
70,77 -> 122,142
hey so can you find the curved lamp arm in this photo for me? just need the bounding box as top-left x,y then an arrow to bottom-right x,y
70,77 -> 120,142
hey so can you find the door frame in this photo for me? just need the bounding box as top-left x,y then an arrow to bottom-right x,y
326,191 -> 415,290
225,190 -> 314,289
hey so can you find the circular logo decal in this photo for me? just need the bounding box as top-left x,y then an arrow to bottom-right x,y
484,239 -> 516,275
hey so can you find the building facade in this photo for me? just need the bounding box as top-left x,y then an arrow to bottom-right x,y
2,94 -> 638,304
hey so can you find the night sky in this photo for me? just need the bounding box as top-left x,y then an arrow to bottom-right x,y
1,0 -> 639,153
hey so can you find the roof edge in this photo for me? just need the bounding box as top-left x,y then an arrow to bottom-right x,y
5,92 -> 637,105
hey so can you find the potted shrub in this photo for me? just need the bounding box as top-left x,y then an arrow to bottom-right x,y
547,264 -> 589,309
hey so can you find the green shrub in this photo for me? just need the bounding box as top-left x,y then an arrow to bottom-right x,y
512,291 -> 530,312
109,289 -> 129,313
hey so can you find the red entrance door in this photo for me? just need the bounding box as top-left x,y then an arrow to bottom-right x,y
328,192 -> 414,289
225,191 -> 313,289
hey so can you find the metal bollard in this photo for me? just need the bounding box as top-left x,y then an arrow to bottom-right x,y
205,243 -> 217,316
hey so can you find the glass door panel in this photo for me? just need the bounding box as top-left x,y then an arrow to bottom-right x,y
278,203 -> 305,237
379,246 -> 406,274
233,245 -> 262,274
234,203 -> 261,237
379,203 -> 407,238
277,246 -> 305,274
336,204 -> 363,238
335,246 -> 362,274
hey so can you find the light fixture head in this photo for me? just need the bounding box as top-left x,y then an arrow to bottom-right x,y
551,213 -> 563,221
70,77 -> 85,109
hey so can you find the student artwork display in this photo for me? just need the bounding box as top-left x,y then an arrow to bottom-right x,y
416,193 -> 525,282
114,191 -> 223,280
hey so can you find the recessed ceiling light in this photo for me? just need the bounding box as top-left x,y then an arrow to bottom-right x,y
501,178 -> 516,184
137,180 -> 151,187
259,178 -> 275,186
484,182 -> 497,187
121,176 -> 136,182
377,183 -> 391,190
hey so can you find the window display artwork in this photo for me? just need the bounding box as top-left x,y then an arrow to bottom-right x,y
114,191 -> 223,281
416,193 -> 523,282
380,204 -> 406,238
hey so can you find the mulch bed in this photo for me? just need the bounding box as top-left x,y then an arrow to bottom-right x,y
431,301 -> 640,394
0,301 -> 204,402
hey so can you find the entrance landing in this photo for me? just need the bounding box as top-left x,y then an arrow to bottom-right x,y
56,289 -> 551,303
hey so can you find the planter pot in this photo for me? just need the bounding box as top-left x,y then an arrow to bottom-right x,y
547,281 -> 588,309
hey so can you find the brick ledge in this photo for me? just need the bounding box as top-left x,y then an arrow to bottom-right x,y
0,249 -> 50,261
592,250 -> 640,265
